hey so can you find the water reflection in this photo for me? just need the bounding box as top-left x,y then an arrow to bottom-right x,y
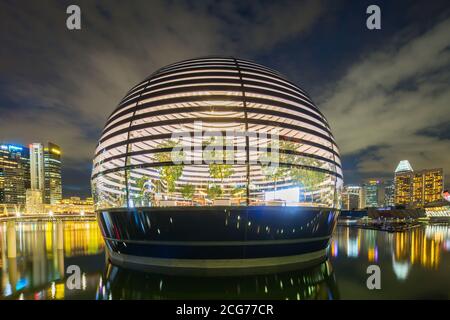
330,223 -> 449,275
96,260 -> 338,300
0,220 -> 104,299
0,220 -> 449,299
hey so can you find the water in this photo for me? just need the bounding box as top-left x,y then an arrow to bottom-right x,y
0,220 -> 449,300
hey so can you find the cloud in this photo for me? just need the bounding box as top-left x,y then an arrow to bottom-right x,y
321,17 -> 450,184
212,0 -> 324,51
0,110 -> 94,166
0,0 -> 324,150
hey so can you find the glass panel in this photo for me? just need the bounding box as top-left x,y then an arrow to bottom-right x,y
92,58 -> 343,210
92,170 -> 127,210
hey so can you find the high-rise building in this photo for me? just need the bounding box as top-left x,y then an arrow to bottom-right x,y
30,142 -> 62,205
25,189 -> 43,214
384,180 -> 395,207
394,160 -> 414,207
362,179 -> 384,208
30,143 -> 45,191
413,168 -> 443,207
44,142 -> 62,204
394,160 -> 443,208
342,185 -> 362,210
0,144 -> 30,205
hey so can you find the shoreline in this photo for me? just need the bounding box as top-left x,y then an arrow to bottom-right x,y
0,214 -> 96,222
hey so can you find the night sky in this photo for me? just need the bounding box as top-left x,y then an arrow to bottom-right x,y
0,0 -> 449,198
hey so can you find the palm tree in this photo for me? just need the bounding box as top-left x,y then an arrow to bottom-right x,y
291,158 -> 326,204
207,184 -> 223,201
135,175 -> 150,206
153,140 -> 185,198
181,184 -> 195,205
261,140 -> 293,197
204,137 -> 234,198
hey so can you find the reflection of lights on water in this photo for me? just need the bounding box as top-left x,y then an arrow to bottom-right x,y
392,256 -> 411,281
329,240 -> 338,257
347,238 -> 359,258
13,277 -> 28,292
425,225 -> 450,242
445,240 -> 450,251
34,291 -> 43,300
51,282 -> 56,299
3,284 -> 12,297
82,273 -> 87,291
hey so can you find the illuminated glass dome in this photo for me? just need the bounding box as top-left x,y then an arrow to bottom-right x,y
92,57 -> 343,273
92,57 -> 342,210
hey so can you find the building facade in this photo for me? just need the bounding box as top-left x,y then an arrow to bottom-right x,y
394,160 -> 414,207
30,143 -> 45,191
362,179 -> 384,208
30,142 -> 62,205
0,144 -> 30,205
412,168 -> 443,207
394,160 -> 443,208
25,189 -> 44,214
44,142 -> 62,204
342,185 -> 362,210
383,180 -> 395,207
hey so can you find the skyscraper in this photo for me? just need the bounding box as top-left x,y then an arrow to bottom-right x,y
412,168 -> 443,207
394,160 -> 443,208
30,142 -> 62,205
394,160 -> 414,207
44,142 -> 62,204
342,185 -> 362,210
0,144 -> 30,205
384,180 -> 395,207
30,143 -> 45,191
362,179 -> 384,208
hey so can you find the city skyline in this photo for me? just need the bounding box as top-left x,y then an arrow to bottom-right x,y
1,0 -> 449,197
0,0 -> 449,304
1,141 -> 62,207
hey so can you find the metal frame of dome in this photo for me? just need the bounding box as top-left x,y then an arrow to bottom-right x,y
92,57 -> 343,274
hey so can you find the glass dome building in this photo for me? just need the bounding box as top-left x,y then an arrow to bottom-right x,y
92,57 -> 343,273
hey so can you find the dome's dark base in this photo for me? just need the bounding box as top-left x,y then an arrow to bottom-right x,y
97,206 -> 339,275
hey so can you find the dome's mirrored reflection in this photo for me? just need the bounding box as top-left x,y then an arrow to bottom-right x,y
96,260 -> 339,300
